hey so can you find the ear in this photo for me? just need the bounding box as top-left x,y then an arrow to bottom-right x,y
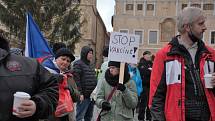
184,24 -> 191,32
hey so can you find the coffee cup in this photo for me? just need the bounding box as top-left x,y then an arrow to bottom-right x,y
13,92 -> 31,115
204,74 -> 213,88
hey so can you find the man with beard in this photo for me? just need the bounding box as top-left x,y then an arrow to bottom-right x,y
149,7 -> 215,121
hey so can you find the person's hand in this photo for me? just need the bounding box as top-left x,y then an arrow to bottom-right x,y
211,73 -> 215,87
102,101 -> 111,111
80,95 -> 84,101
15,100 -> 36,118
117,83 -> 126,92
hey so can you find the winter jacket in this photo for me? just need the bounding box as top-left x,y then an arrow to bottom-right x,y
149,36 -> 215,121
138,58 -> 152,88
73,46 -> 97,98
128,65 -> 143,96
0,48 -> 59,121
96,68 -> 138,121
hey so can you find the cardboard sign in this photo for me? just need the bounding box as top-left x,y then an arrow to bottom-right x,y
108,32 -> 140,64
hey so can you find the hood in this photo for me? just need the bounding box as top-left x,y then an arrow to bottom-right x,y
0,36 -> 10,62
80,46 -> 93,64
0,36 -> 10,52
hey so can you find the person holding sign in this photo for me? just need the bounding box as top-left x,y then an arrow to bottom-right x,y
149,7 -> 215,121
95,61 -> 138,121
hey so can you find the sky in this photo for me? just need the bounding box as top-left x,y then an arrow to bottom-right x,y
96,0 -> 115,32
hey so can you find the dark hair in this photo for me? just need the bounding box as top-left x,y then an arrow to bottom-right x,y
52,42 -> 66,54
143,51 -> 151,56
102,46 -> 109,57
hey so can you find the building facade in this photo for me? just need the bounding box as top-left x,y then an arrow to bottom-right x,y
113,0 -> 215,58
75,0 -> 109,67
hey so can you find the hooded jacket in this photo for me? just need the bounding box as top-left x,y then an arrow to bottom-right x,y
73,46 -> 97,98
149,36 -> 215,121
0,38 -> 59,121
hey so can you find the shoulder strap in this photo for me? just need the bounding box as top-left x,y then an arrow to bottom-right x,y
107,86 -> 117,102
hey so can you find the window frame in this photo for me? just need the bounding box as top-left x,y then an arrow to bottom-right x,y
203,3 -> 214,10
148,29 -> 159,45
137,4 -> 143,10
119,29 -> 129,34
134,29 -> 144,45
210,30 -> 215,44
126,4 -> 134,11
147,4 -> 154,11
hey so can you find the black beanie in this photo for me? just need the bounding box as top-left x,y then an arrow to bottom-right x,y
143,51 -> 151,56
55,48 -> 75,62
108,61 -> 120,68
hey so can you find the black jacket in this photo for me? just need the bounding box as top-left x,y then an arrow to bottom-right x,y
73,46 -> 97,98
0,48 -> 59,121
138,58 -> 152,88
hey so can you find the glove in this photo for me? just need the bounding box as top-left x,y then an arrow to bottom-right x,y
102,101 -> 111,111
117,83 -> 126,92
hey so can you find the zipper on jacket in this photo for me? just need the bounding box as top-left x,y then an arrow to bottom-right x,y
188,67 -> 198,96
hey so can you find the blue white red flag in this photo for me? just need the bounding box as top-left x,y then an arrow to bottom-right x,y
24,12 -> 53,61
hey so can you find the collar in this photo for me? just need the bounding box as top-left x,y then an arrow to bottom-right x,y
168,35 -> 209,57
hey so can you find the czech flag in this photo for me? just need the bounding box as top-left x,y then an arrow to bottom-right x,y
24,12 -> 53,62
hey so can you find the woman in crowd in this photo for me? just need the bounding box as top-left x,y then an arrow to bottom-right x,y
96,61 -> 138,121
42,48 -> 77,121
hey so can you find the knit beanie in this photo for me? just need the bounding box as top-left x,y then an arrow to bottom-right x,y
143,51 -> 151,56
108,61 -> 120,68
55,48 -> 75,62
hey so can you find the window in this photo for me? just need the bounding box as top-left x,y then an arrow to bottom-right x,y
149,31 -> 158,44
182,4 -> 187,9
147,4 -> 154,11
135,30 -> 143,44
126,4 -> 133,10
137,4 -> 143,10
191,4 -> 201,8
203,4 -> 214,10
211,31 -> 215,44
120,30 -> 128,33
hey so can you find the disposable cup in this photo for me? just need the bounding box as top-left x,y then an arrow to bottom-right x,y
204,74 -> 213,88
13,92 -> 31,115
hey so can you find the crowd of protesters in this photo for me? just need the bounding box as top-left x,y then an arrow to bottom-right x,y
1,6 -> 215,121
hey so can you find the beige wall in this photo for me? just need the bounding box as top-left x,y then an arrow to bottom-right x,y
75,0 -> 109,67
113,0 -> 215,60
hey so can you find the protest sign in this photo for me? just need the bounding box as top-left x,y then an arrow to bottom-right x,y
108,32 -> 139,64
108,32 -> 140,83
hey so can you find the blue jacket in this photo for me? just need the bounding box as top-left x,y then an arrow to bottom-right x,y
128,65 -> 143,96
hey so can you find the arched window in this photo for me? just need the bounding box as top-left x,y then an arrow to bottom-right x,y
160,18 -> 175,42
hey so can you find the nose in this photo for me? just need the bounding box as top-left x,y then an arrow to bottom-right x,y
203,24 -> 207,31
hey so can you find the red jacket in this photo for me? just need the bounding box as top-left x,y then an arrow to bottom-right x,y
149,37 -> 215,121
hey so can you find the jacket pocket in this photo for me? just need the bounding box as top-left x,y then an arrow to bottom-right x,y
165,60 -> 182,85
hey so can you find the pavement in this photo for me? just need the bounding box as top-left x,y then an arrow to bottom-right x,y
74,104 -> 140,121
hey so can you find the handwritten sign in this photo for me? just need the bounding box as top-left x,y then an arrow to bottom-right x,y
108,32 -> 139,64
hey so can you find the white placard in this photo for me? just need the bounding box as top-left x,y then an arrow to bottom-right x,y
108,32 -> 140,64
